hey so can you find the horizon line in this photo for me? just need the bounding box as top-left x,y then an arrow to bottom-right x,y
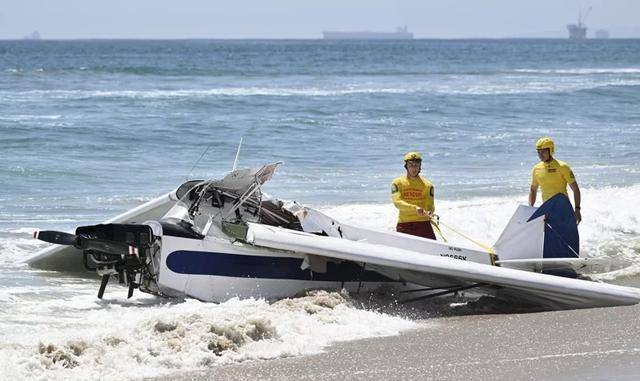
4,37 -> 639,41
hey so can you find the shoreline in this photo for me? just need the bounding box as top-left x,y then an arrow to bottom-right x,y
149,303 -> 640,381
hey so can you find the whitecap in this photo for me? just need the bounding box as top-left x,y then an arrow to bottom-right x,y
513,68 -> 640,75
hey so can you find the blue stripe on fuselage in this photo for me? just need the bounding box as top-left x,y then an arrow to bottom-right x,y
166,250 -> 391,282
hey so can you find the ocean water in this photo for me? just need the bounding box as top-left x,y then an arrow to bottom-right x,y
1,39 -> 640,380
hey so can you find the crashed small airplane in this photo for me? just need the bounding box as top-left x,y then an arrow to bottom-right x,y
27,162 -> 640,310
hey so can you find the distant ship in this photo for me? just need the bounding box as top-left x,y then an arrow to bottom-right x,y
323,26 -> 413,40
567,7 -> 590,39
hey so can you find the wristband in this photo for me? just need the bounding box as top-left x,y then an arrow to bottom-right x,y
575,206 -> 581,210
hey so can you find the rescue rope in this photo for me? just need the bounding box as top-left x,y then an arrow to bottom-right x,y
430,219 -> 448,242
437,219 -> 495,254
431,215 -> 498,265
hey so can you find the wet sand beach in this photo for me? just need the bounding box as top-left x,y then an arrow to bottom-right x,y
152,302 -> 640,381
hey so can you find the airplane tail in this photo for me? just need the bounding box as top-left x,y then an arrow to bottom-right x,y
494,194 -> 579,262
529,194 -> 579,259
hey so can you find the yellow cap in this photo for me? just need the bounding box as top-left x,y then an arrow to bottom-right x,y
403,151 -> 422,162
535,137 -> 554,155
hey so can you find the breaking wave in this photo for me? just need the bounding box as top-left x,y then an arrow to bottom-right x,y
0,291 -> 416,381
2,77 -> 639,101
513,68 -> 640,75
4,66 -> 640,77
0,114 -> 62,122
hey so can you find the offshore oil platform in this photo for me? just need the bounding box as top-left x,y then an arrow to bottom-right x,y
567,7 -> 591,39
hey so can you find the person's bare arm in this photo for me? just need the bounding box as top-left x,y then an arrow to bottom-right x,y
529,184 -> 538,207
569,181 -> 581,223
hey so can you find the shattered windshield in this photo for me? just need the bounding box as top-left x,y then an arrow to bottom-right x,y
161,162 -> 283,235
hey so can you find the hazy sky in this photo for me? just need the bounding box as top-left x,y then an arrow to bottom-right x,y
1,0 -> 639,39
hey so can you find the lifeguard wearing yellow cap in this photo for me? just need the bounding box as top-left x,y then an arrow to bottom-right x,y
535,137 -> 555,155
404,151 -> 422,162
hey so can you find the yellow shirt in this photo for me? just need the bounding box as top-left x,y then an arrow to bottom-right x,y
531,159 -> 576,202
391,175 -> 435,223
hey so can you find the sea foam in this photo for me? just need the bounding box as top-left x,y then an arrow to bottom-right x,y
0,291 -> 417,381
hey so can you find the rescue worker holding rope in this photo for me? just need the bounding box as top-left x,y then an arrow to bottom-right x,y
391,152 -> 437,239
529,137 -> 582,224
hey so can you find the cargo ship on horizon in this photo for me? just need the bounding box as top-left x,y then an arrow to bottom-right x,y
323,26 -> 413,40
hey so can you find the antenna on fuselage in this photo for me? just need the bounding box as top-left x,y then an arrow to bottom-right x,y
232,137 -> 243,171
186,144 -> 212,180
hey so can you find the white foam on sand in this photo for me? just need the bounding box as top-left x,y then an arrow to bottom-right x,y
0,291 -> 417,381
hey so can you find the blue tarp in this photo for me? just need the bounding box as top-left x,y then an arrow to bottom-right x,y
528,193 -> 580,259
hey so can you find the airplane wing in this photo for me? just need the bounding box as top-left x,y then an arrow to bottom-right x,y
245,222 -> 640,309
24,190 -> 178,272
497,257 -> 629,274
22,162 -> 282,273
